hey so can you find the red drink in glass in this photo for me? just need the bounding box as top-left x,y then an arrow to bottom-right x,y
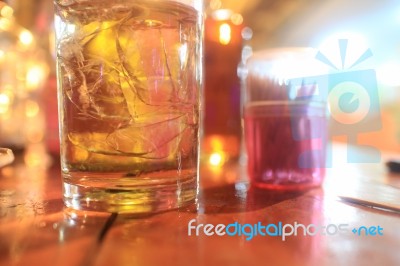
244,101 -> 327,190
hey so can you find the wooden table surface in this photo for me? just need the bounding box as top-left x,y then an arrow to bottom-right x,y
1,144 -> 400,266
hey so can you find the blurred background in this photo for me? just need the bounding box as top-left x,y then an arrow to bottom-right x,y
0,0 -> 399,169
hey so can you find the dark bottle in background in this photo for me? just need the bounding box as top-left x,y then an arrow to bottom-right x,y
203,10 -> 243,162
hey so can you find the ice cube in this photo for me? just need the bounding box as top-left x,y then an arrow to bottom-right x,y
106,112 -> 187,158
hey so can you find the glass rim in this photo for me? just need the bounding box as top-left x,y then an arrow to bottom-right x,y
249,47 -> 317,62
245,100 -> 326,108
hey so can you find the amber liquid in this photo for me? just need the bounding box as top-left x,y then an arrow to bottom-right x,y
55,0 -> 202,212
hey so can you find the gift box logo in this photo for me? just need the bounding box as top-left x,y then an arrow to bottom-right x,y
288,39 -> 382,167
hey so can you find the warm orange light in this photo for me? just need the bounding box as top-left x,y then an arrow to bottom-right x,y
0,5 -> 13,19
219,23 -> 231,45
206,136 -> 228,167
231,13 -> 243,25
209,152 -> 223,166
25,100 -> 40,118
24,144 -> 48,168
26,65 -> 48,90
19,30 -> 33,46
209,0 -> 222,10
209,136 -> 224,150
0,17 -> 11,31
212,9 -> 232,21
0,93 -> 10,114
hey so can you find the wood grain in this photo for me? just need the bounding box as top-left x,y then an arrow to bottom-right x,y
1,144 -> 400,266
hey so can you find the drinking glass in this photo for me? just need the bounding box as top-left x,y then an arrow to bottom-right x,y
54,0 -> 203,213
243,48 -> 328,190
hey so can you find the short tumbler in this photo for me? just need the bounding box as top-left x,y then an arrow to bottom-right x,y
54,0 -> 203,213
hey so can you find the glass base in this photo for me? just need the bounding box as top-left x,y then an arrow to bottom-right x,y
252,180 -> 321,191
62,171 -> 198,213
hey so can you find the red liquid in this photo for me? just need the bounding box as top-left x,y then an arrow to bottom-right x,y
244,103 -> 327,190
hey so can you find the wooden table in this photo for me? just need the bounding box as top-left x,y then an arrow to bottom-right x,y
1,144 -> 400,266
